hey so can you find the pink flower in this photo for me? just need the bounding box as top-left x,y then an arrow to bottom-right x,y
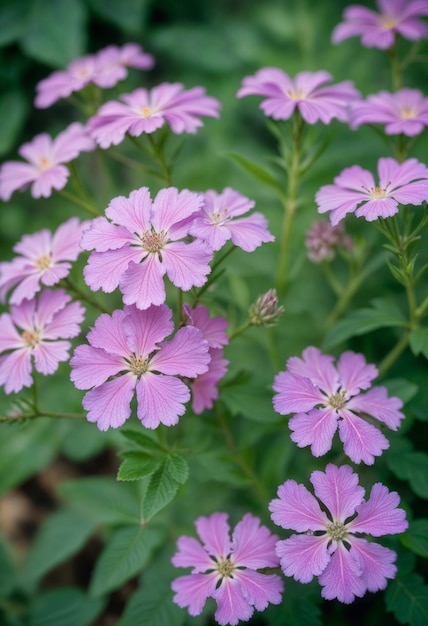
351,88 -> 428,136
87,83 -> 221,148
81,187 -> 213,310
332,0 -> 428,49
182,303 -> 229,349
188,187 -> 275,252
272,346 -> 404,464
35,43 -> 154,108
316,157 -> 428,224
0,122 -> 95,200
171,512 -> 283,625
70,304 -> 210,431
0,289 -> 84,394
269,464 -> 408,603
305,219 -> 353,263
0,218 -> 88,305
237,68 -> 359,125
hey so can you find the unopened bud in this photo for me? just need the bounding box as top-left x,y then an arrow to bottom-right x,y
305,219 -> 353,263
248,289 -> 284,327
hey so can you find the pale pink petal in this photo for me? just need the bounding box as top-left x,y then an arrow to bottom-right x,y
195,512 -> 232,559
338,410 -> 390,464
213,578 -> 254,626
51,217 -> 88,260
80,217 -> 135,252
31,165 -> 70,198
32,289 -> 70,327
183,303 -> 229,348
150,327 -> 209,377
234,569 -> 283,610
0,349 -> 32,393
70,345 -> 125,389
136,372 -> 189,428
350,538 -> 397,592
272,372 -> 325,414
0,313 -> 25,351
289,408 -> 338,457
228,214 -> 275,252
123,304 -> 173,357
171,536 -> 214,572
189,217 -> 231,251
83,373 -> 136,431
0,162 -> 39,201
354,197 -> 399,220
43,301 -> 84,339
33,340 -> 70,374
231,514 -> 279,568
105,187 -> 153,232
269,479 -> 329,531
348,483 -> 408,536
9,274 -> 44,305
310,464 -> 365,521
162,241 -> 212,290
172,573 -> 218,616
152,187 -> 203,233
318,543 -> 366,604
87,310 -> 130,356
336,351 -> 378,394
84,247 -> 143,293
120,256 -> 166,310
275,534 -> 330,583
347,386 -> 404,430
286,346 -> 339,392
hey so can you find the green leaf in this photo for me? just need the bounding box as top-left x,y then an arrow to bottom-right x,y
0,0 -> 31,47
165,453 -> 189,484
382,378 -> 419,405
0,91 -> 28,157
117,451 -> 161,482
222,382 -> 281,423
142,462 -> 179,521
409,327 -> 428,358
0,537 -> 16,596
86,0 -> 148,33
61,419 -> 108,462
226,152 -> 285,198
20,0 -> 87,68
387,450 -> 428,499
29,587 -> 105,626
401,520 -> 428,558
120,428 -> 164,453
386,573 -> 428,626
89,525 -> 164,596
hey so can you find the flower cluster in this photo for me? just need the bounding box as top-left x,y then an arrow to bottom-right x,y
305,219 -> 354,263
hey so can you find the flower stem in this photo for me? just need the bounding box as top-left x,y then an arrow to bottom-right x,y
57,189 -> 100,217
229,320 -> 252,341
62,277 -> 110,314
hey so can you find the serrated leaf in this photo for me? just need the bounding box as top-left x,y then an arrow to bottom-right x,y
29,587 -> 105,626
166,453 -> 189,484
401,519 -> 428,557
387,450 -> 428,499
226,152 -> 285,198
120,428 -> 163,453
386,573 -> 428,626
118,451 -> 161,482
86,0 -> 148,33
409,327 -> 428,358
90,525 -> 164,596
142,462 -> 179,521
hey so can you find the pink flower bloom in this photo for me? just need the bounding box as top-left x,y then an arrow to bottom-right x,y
237,68 -> 359,125
269,464 -> 408,603
272,346 -> 404,464
81,187 -> 213,310
305,219 -> 353,263
0,218 -> 88,305
351,88 -> 428,136
171,512 -> 283,625
87,83 -> 221,148
332,0 -> 428,50
35,44 -> 154,108
70,304 -> 210,431
188,187 -> 275,252
316,157 -> 428,224
0,122 -> 95,201
182,303 -> 229,349
0,289 -> 84,394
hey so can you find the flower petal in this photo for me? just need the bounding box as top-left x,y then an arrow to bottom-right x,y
269,479 -> 329,531
275,534 -> 330,583
310,464 -> 365,522
348,483 -> 408,536
231,513 -> 279,569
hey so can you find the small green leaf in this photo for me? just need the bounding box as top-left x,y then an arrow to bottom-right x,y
401,519 -> 428,557
409,327 -> 428,358
387,450 -> 428,499
166,453 -> 189,484
117,451 -> 161,482
226,152 -> 285,198
120,428 -> 163,453
386,573 -> 428,626
142,462 -> 179,521
30,587 -> 105,626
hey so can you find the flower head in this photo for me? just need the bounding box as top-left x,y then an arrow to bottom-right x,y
332,0 -> 428,49
272,346 -> 404,464
0,218 -> 88,305
316,157 -> 428,224
188,187 -> 274,252
87,83 -> 221,148
0,122 -> 95,200
351,88 -> 428,136
171,512 -> 283,625
237,68 -> 359,125
0,289 -> 85,394
248,289 -> 284,327
269,464 -> 408,603
70,304 -> 210,431
81,187 -> 213,310
305,219 -> 354,263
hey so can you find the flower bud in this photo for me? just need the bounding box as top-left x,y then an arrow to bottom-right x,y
248,289 -> 284,327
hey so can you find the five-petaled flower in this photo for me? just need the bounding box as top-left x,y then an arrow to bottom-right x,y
272,346 -> 404,464
237,68 -> 359,125
315,157 -> 428,224
171,512 -> 283,625
269,464 -> 408,603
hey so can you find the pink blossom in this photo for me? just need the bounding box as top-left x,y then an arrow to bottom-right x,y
182,303 -> 229,348
0,122 -> 95,201
316,157 -> 428,224
0,289 -> 84,394
87,83 -> 221,148
272,346 -> 404,464
0,218 -> 88,305
70,304 -> 210,431
332,0 -> 428,50
351,88 -> 428,136
269,464 -> 408,603
171,512 -> 283,625
81,187 -> 213,310
188,187 -> 275,252
35,44 -> 154,109
237,68 -> 359,125
305,219 -> 353,263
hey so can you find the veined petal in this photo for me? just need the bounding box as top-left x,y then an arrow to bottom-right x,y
87,309 -> 130,356
289,408 -> 338,457
105,187 -> 153,232
213,577 -> 254,626
80,217 -> 135,252
234,569 -> 283,610
347,386 -> 404,430
310,464 -> 365,522
231,513 -> 279,568
152,187 -> 203,232
136,371 -> 189,428
0,313 -> 25,351
350,538 -> 397,592
275,534 -> 330,583
338,410 -> 389,464
336,351 -> 378,394
123,304 -> 173,357
43,301 -> 84,340
318,543 -> 366,604
70,344 -> 125,389
286,346 -> 339,392
195,512 -> 231,560
269,479 -> 329,531
0,349 -> 32,393
120,256 -> 166,310
348,483 -> 408,536
171,536 -> 214,572
33,340 -> 70,374
171,573 -> 218,616
162,240 -> 212,291
84,247 -> 143,293
272,372 -> 325,414
83,373 -> 135,430
150,326 -> 210,377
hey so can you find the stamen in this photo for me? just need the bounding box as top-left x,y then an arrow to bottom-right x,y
141,229 -> 167,253
361,182 -> 391,199
216,558 -> 235,578
38,156 -> 51,170
140,106 -> 152,119
328,390 -> 347,410
327,520 -> 348,542
128,355 -> 149,376
35,254 -> 52,271
22,329 -> 39,348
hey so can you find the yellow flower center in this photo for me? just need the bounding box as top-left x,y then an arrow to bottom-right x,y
216,558 -> 235,578
287,89 -> 304,100
127,355 -> 149,376
327,520 -> 348,542
35,254 -> 52,271
140,106 -> 152,118
328,390 -> 347,411
400,107 -> 416,120
38,156 -> 51,170
141,229 -> 167,253
380,16 -> 396,29
22,329 -> 39,348
211,209 -> 228,225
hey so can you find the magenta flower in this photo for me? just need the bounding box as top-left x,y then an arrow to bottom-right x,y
81,187 -> 213,310
272,346 -> 404,464
188,187 -> 275,252
70,304 -> 210,431
171,512 -> 283,625
0,289 -> 84,394
182,303 -> 229,349
351,88 -> 428,136
0,122 -> 95,201
0,218 -> 88,305
87,83 -> 221,148
237,68 -> 359,125
305,219 -> 353,263
316,157 -> 428,224
332,0 -> 428,49
269,464 -> 408,603
35,43 -> 154,108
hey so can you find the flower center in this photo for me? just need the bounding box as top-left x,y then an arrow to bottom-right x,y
211,209 -> 228,225
35,254 -> 53,271
327,520 -> 348,542
216,558 -> 235,578
328,390 -> 347,411
22,329 -> 39,348
141,229 -> 167,253
38,156 -> 52,170
287,89 -> 304,101
128,355 -> 149,376
362,183 -> 391,199
140,106 -> 152,118
380,16 -> 396,29
400,106 -> 416,120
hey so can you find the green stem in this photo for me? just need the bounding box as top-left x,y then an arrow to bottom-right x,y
147,134 -> 172,186
387,38 -> 402,91
0,410 -> 85,423
229,320 -> 252,341
61,277 -> 110,314
57,189 -> 100,217
378,331 -> 410,377
177,288 -> 184,325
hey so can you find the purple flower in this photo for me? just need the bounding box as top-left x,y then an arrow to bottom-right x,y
351,88 -> 428,136
269,464 -> 408,603
87,83 -> 221,148
182,303 -> 229,348
305,219 -> 353,263
0,218 -> 88,305
0,122 -> 95,201
171,512 -> 283,625
237,68 -> 359,125
0,289 -> 84,394
81,187 -> 213,310
272,346 -> 404,464
35,43 -> 154,109
332,0 -> 428,49
188,187 -> 275,252
70,304 -> 210,431
316,157 -> 428,224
